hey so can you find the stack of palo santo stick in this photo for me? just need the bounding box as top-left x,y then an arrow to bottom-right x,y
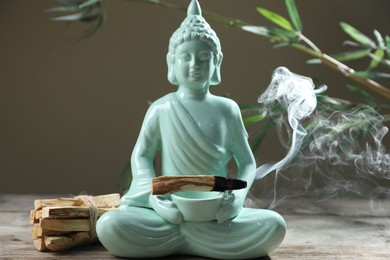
30,193 -> 120,251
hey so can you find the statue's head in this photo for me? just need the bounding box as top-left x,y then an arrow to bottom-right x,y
167,0 -> 223,86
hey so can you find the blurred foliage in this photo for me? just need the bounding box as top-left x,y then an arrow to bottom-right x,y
47,0 -> 390,101
47,0 -> 390,191
47,0 -> 104,41
239,0 -> 390,150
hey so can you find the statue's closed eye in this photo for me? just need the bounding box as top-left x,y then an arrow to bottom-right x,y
198,51 -> 211,61
178,53 -> 191,61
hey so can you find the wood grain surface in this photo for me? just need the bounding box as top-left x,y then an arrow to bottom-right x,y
1,194 -> 389,259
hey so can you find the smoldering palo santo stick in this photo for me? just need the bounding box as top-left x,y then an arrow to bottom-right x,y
152,175 -> 247,195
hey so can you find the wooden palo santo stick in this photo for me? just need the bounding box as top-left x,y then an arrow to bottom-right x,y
40,218 -> 90,232
30,210 -> 40,224
152,175 -> 247,195
41,206 -> 114,219
44,232 -> 93,251
31,193 -> 121,252
34,193 -> 120,210
33,238 -> 47,251
32,224 -> 72,238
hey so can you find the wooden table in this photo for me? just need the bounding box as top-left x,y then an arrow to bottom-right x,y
1,194 -> 389,259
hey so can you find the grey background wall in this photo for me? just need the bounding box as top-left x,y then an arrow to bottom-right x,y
1,0 -> 389,195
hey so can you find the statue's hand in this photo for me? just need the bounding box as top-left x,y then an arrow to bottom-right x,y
216,192 -> 242,224
149,195 -> 183,225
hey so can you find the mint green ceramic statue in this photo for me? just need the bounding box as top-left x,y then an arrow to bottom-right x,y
96,0 -> 286,258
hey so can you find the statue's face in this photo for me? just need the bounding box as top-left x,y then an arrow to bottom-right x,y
173,40 -> 216,89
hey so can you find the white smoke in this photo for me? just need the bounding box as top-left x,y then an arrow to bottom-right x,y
251,67 -> 390,213
305,106 -> 389,180
255,66 -> 326,180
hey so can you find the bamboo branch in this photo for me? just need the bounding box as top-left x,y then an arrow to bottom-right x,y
320,54 -> 390,99
128,0 -> 390,100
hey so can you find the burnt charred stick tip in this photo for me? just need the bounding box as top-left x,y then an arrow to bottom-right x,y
151,175 -> 247,195
212,176 -> 247,192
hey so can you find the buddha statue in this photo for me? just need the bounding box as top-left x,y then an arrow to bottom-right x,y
96,0 -> 286,258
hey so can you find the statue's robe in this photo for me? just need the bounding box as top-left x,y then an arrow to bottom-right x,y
96,93 -> 286,259
161,93 -> 229,178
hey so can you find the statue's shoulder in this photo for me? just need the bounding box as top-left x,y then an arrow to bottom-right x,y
211,95 -> 240,114
141,93 -> 176,130
147,93 -> 176,112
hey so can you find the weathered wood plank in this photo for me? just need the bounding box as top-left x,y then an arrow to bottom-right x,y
1,194 -> 390,259
270,245 -> 390,259
283,215 -> 390,248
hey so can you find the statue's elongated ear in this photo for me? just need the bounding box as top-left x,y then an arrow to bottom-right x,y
167,53 -> 178,85
210,52 -> 223,85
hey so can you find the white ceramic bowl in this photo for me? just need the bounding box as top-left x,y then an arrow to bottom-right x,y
171,191 -> 223,222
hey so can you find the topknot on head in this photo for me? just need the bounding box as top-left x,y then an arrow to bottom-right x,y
168,0 -> 221,55
187,0 -> 202,16
166,0 -> 223,86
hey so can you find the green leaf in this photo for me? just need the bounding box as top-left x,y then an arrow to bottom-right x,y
316,95 -> 357,110
351,70 -> 390,80
51,12 -> 86,21
331,49 -> 370,62
79,0 -> 101,9
273,41 -> 293,48
383,114 -> 390,122
368,49 -> 384,69
382,59 -> 390,68
317,96 -> 344,106
250,117 -> 275,153
256,7 -> 293,31
239,103 -> 260,110
268,28 -> 297,38
386,35 -> 390,58
241,25 -> 296,39
340,22 -> 376,48
243,114 -> 263,126
308,49 -> 372,64
306,58 -> 321,64
273,36 -> 300,48
241,25 -> 270,36
346,85 -> 377,106
74,13 -> 104,41
285,0 -> 302,31
46,6 -> 81,12
374,30 -> 385,48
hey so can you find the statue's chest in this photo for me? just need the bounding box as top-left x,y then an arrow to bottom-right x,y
185,103 -> 228,146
